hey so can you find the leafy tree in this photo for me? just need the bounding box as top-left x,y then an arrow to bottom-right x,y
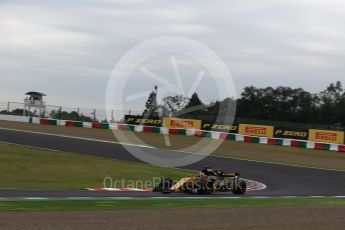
161,95 -> 189,116
318,81 -> 343,125
178,93 -> 206,119
0,109 -> 35,116
184,93 -> 203,109
204,97 -> 237,124
78,114 -> 93,122
143,91 -> 159,117
49,110 -> 93,122
141,82 -> 345,127
235,82 -> 345,126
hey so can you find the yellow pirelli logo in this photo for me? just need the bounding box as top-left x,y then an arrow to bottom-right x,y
316,132 -> 337,141
163,117 -> 201,129
309,129 -> 344,144
245,127 -> 267,135
239,124 -> 274,137
170,119 -> 194,128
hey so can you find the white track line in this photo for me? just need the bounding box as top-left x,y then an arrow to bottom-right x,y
86,178 -> 267,193
0,140 -> 60,152
0,196 -> 345,201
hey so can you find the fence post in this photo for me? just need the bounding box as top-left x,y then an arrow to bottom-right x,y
77,108 -> 80,120
7,102 -> 10,113
111,110 -> 114,123
93,109 -> 96,122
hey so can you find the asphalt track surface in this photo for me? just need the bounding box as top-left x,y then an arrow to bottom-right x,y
1,128 -> 345,197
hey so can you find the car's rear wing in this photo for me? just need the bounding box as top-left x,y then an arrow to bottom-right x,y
223,172 -> 240,177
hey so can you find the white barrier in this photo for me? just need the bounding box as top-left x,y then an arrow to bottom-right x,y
0,114 -> 30,123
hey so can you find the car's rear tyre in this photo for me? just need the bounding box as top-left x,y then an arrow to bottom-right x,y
152,177 -> 172,194
232,179 -> 247,195
204,180 -> 215,195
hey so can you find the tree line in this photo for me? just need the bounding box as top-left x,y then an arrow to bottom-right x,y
144,81 -> 345,126
2,81 -> 344,126
237,81 -> 345,126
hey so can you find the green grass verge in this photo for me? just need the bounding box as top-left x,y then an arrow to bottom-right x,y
210,154 -> 345,171
0,198 -> 345,211
143,133 -> 345,171
0,142 -> 193,189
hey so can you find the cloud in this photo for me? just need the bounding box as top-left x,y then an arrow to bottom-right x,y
0,0 -> 344,110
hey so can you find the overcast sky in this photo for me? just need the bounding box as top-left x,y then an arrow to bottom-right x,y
1,0 -> 345,111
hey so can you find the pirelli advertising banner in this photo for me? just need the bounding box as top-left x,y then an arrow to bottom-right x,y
125,115 -> 162,127
163,117 -> 202,129
202,123 -> 238,133
239,124 -> 274,137
274,127 -> 309,140
309,129 -> 344,144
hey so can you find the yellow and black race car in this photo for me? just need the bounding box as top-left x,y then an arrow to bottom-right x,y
153,167 -> 247,195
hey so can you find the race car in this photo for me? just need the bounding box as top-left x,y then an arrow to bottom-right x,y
153,167 -> 247,195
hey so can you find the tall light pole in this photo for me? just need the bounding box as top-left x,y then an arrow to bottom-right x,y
153,85 -> 158,109
154,85 -> 158,96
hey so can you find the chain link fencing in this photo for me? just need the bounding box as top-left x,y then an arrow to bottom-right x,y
0,102 -> 142,123
0,101 -> 344,131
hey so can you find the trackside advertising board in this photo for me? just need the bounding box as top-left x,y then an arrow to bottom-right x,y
163,117 -> 202,129
239,124 -> 274,137
202,123 -> 238,133
274,127 -> 309,140
125,115 -> 162,127
309,129 -> 344,144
